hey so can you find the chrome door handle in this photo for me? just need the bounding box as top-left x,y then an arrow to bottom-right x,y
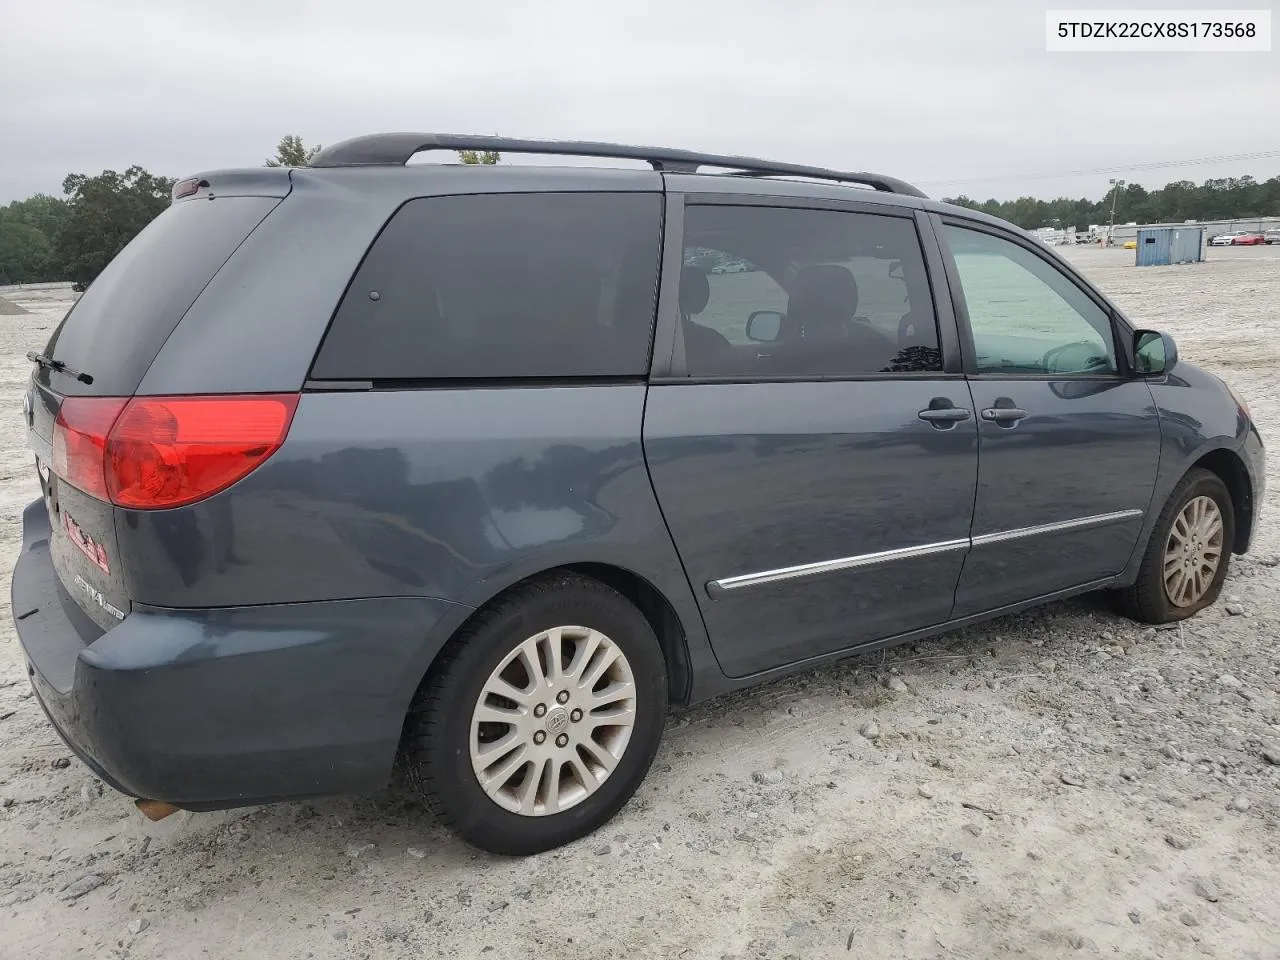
981,407 -> 1028,422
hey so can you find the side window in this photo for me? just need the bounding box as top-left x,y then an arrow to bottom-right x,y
943,225 -> 1118,375
680,205 -> 942,378
311,193 -> 662,380
680,247 -> 785,345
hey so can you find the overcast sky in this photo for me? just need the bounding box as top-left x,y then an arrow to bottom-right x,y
2,0 -> 1277,204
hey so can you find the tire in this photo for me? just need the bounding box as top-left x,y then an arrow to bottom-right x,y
403,572 -> 667,855
1117,468 -> 1234,624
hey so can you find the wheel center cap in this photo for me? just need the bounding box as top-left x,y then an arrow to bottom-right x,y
544,707 -> 570,735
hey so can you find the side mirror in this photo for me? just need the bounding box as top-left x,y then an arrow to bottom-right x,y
1134,329 -> 1178,376
746,310 -> 783,343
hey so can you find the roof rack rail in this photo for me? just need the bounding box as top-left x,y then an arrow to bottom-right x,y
307,133 -> 928,198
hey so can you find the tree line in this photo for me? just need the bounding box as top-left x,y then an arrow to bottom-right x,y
944,174 -> 1280,232
1,137 -> 1274,288
0,136 -> 499,289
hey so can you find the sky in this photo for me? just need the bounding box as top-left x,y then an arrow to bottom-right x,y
2,0 -> 1278,205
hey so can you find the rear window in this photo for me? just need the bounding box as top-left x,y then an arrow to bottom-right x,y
43,197 -> 279,397
310,192 -> 662,381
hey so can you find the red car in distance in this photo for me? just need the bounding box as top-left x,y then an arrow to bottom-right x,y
1232,233 -> 1267,245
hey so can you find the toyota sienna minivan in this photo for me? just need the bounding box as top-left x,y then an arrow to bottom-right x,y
12,133 -> 1264,854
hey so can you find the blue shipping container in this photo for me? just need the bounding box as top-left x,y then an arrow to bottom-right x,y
1136,227 -> 1204,267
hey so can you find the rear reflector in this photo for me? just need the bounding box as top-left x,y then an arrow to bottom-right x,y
52,395 -> 299,509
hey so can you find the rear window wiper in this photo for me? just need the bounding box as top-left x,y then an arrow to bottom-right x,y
27,352 -> 94,385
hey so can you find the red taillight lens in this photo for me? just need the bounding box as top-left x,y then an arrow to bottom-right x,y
53,398 -> 128,501
51,395 -> 298,509
107,395 -> 299,509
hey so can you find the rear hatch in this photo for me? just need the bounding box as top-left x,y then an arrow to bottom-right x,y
26,191 -> 283,630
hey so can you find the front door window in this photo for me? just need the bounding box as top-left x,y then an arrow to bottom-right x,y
944,226 -> 1117,376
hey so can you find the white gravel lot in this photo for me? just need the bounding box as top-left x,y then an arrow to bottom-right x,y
1,247 -> 1278,960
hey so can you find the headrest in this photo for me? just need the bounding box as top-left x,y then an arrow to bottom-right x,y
788,265 -> 859,321
680,265 -> 710,315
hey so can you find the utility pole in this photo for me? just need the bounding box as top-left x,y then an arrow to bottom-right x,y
1107,178 -> 1125,245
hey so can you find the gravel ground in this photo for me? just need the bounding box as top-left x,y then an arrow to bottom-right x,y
1,247 -> 1278,960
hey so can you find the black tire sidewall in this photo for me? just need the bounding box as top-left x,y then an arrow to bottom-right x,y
1142,470 -> 1234,620
417,579 -> 667,855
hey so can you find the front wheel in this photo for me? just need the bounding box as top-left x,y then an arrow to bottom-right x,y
1118,468 -> 1234,623
403,573 -> 667,855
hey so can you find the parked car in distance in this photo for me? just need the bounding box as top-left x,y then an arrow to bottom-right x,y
12,133 -> 1266,856
1210,233 -> 1241,246
1232,232 -> 1267,246
1265,229 -> 1280,244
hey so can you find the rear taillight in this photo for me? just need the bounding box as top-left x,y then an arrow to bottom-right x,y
53,398 -> 128,501
52,395 -> 298,509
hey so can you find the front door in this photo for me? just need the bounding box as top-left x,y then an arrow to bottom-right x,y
644,200 -> 978,678
938,220 -> 1161,617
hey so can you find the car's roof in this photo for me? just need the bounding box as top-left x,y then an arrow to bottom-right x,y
290,132 -> 1041,228
183,129 -> 1022,235
182,160 -> 1025,244
308,132 -> 930,196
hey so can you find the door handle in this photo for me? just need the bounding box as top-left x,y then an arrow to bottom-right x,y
980,406 -> 1028,423
917,404 -> 972,427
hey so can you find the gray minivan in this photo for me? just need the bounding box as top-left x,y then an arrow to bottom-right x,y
12,134 -> 1265,854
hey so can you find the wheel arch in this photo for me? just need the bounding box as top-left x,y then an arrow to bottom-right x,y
408,562 -> 695,717
562,561 -> 692,705
1192,447 -> 1254,553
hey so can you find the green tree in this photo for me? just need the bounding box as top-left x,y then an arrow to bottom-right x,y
9,193 -> 69,242
0,194 -> 68,284
56,166 -> 174,290
0,213 -> 54,285
457,149 -> 500,165
265,135 -> 321,167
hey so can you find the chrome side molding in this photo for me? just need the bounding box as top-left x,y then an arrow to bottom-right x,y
706,539 -> 969,597
706,509 -> 1144,597
969,509 -> 1143,548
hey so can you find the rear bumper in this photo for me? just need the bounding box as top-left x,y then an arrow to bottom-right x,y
12,499 -> 473,808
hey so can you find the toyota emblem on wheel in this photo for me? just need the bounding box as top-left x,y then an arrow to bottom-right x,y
544,709 -> 569,735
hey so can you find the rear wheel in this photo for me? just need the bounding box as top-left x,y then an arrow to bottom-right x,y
403,573 -> 667,855
1118,468 -> 1234,623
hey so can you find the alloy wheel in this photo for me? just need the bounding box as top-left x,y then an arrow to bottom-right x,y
1163,495 -> 1224,607
469,626 -> 637,816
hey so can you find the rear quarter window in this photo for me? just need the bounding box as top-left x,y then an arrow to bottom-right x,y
43,197 -> 281,396
310,192 -> 663,381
